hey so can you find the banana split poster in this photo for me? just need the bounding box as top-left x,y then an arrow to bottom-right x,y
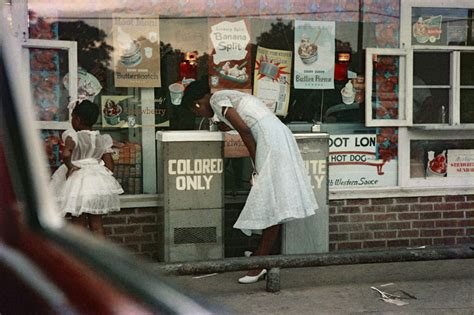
208,19 -> 252,93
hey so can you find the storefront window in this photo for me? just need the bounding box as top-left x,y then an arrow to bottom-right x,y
411,7 -> 473,46
460,51 -> 474,123
20,0 -> 407,197
410,139 -> 474,179
365,48 -> 411,127
413,51 -> 450,124
28,47 -> 70,122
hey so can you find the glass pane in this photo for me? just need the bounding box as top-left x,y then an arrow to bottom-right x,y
29,48 -> 70,121
42,130 -> 63,174
413,88 -> 449,124
461,52 -> 474,85
413,52 -> 450,85
111,130 -> 143,194
460,89 -> 474,124
371,55 -> 402,120
412,52 -> 450,124
98,94 -> 144,195
412,7 -> 474,46
411,139 -> 474,178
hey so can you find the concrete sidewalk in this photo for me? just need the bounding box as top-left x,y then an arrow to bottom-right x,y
164,258 -> 474,314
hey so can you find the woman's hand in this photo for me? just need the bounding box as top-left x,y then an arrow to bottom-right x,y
66,165 -> 80,179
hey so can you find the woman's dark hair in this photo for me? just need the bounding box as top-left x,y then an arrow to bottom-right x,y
72,100 -> 100,126
182,76 -> 210,109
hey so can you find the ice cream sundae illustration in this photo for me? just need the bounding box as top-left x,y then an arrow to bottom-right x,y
103,99 -> 122,126
426,150 -> 447,177
298,33 -> 319,64
117,27 -> 142,67
216,61 -> 248,84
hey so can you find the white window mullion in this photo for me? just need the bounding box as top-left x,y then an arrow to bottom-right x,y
406,50 -> 413,125
451,51 -> 461,126
398,127 -> 410,187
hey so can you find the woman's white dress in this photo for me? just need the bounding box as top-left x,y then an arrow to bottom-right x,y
51,129 -> 124,217
210,90 -> 318,236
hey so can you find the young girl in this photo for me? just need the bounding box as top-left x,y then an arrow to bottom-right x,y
183,78 -> 318,284
51,100 -> 123,236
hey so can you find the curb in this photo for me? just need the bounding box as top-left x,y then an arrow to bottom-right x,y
152,244 -> 474,275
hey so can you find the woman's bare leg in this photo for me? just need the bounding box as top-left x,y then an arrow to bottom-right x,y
88,214 -> 105,237
246,224 -> 281,276
71,214 -> 88,230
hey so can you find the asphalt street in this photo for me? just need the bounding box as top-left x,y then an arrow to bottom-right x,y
165,258 -> 474,314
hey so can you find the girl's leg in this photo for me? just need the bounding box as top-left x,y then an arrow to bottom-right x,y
71,214 -> 88,230
88,214 -> 105,237
246,224 -> 281,276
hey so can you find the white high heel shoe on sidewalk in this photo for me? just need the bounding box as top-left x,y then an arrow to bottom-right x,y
238,269 -> 267,284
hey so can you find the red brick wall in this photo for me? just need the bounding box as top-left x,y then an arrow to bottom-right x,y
102,195 -> 474,262
103,207 -> 162,260
329,195 -> 474,251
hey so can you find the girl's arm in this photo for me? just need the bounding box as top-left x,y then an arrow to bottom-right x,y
63,137 -> 79,178
102,153 -> 114,172
222,107 -> 256,162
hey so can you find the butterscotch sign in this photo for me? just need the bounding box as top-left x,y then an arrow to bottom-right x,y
113,15 -> 161,88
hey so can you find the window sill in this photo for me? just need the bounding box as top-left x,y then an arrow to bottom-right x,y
119,193 -> 250,208
120,194 -> 163,208
119,185 -> 474,207
410,124 -> 474,130
329,186 -> 474,200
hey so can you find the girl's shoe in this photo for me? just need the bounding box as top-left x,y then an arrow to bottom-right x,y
238,269 -> 267,284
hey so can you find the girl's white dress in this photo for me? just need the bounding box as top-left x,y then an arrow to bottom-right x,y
210,90 -> 318,236
51,129 -> 124,217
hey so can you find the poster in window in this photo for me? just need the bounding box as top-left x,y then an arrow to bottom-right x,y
447,150 -> 474,177
101,95 -> 135,128
253,46 -> 292,116
328,135 -> 397,188
294,20 -> 335,90
112,15 -> 161,88
208,19 -> 251,93
412,15 -> 442,45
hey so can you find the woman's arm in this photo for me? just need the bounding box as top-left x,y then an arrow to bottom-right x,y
102,153 -> 114,172
222,107 -> 256,162
216,121 -> 232,132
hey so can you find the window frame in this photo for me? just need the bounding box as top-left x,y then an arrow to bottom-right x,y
365,48 -> 413,127
399,127 -> 474,187
409,47 -> 474,130
396,0 -> 474,188
21,39 -> 78,130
